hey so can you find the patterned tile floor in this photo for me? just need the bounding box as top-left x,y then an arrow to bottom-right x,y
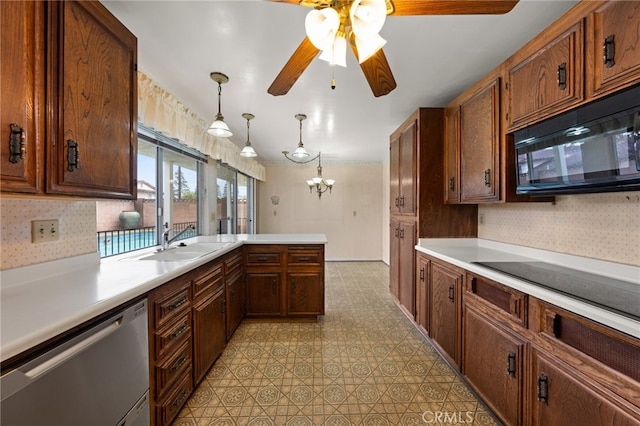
173,261 -> 500,426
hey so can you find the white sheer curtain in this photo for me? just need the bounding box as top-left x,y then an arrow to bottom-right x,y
137,72 -> 266,181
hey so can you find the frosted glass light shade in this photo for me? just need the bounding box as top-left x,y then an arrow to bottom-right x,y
306,180 -> 315,187
207,118 -> 233,137
292,145 -> 309,158
325,179 -> 336,186
319,35 -> 347,67
355,33 -> 386,63
305,8 -> 340,51
240,144 -> 257,157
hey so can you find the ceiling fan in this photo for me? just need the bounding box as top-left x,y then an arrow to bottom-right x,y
267,0 -> 519,97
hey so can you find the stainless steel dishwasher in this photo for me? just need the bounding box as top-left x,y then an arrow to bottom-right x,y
1,299 -> 150,425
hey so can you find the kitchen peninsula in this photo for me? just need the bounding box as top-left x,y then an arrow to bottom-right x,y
1,234 -> 327,425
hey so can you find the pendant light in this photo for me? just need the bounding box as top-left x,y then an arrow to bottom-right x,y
240,113 -> 258,158
292,113 -> 309,158
207,72 -> 233,138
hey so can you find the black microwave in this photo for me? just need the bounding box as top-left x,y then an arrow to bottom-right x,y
514,85 -> 640,195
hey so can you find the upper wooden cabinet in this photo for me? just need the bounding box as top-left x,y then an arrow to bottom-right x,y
587,1 -> 640,99
506,21 -> 584,131
1,1 -> 137,199
389,120 -> 417,216
0,1 -> 44,194
445,77 -> 502,204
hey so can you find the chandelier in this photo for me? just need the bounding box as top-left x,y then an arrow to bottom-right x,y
282,114 -> 335,199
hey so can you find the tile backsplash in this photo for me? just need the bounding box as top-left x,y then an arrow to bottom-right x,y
478,191 -> 640,266
0,198 -> 97,270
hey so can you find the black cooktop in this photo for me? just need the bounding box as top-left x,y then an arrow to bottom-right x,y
472,261 -> 640,320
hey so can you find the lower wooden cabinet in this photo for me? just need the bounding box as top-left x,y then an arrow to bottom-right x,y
463,304 -> 525,426
390,219 -> 416,319
192,288 -> 226,384
224,251 -> 245,338
530,346 -> 640,426
429,259 -> 463,368
415,254 -> 430,336
245,244 -> 325,318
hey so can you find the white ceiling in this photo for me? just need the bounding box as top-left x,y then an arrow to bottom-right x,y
102,0 -> 579,163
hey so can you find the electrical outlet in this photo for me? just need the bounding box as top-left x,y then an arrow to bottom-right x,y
479,214 -> 485,225
32,220 -> 59,243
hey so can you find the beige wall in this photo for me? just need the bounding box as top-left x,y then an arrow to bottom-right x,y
257,163 -> 383,261
479,191 -> 640,266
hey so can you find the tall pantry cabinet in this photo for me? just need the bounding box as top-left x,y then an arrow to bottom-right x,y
389,108 -> 477,319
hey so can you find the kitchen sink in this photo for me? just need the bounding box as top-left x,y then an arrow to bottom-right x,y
120,242 -> 232,262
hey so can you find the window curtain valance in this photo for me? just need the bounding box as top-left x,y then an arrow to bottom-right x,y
137,72 -> 266,181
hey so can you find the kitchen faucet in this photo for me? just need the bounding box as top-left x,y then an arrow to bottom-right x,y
162,223 -> 196,250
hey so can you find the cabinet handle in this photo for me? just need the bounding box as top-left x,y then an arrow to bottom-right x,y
297,257 -> 310,262
167,296 -> 188,312
257,256 -> 269,261
470,277 -> 477,293
507,352 -> 516,377
67,139 -> 79,172
9,123 -> 26,163
420,267 -> 424,282
399,228 -> 404,239
399,196 -> 405,207
449,177 -> 455,192
448,285 -> 454,302
557,62 -> 567,90
394,227 -> 399,237
171,389 -> 188,409
169,354 -> 187,373
484,168 -> 491,187
394,197 -> 399,207
603,35 -> 615,68
272,278 -> 277,294
168,324 -> 188,342
537,373 -> 549,404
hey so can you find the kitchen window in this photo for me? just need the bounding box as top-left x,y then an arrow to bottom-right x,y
97,126 -> 205,257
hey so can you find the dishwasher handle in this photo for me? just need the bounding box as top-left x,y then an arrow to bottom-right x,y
24,319 -> 122,379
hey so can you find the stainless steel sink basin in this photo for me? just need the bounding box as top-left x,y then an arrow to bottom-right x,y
120,242 -> 232,262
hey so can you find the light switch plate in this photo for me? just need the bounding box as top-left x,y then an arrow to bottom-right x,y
32,220 -> 59,243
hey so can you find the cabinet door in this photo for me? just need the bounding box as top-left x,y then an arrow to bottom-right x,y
531,347 -> 640,426
398,221 -> 416,319
246,273 -> 281,316
47,1 -> 137,199
415,254 -> 431,335
444,106 -> 460,204
430,261 -> 462,367
463,305 -> 524,426
508,22 -> 584,130
287,272 -> 324,316
226,271 -> 245,339
390,135 -> 401,215
0,1 -> 44,194
399,121 -> 417,215
192,290 -> 225,384
460,79 -> 500,203
589,2 -> 640,98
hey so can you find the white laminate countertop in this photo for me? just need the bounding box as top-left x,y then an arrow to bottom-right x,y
0,234 -> 327,363
416,238 -> 640,339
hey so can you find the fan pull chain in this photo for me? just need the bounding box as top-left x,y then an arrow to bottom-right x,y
331,66 -> 336,90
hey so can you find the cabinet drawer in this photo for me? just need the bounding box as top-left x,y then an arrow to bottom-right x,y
225,250 -> 243,276
466,273 -> 527,326
151,283 -> 190,329
246,251 -> 282,266
287,247 -> 323,267
155,340 -> 192,398
154,312 -> 192,360
156,370 -> 192,426
193,262 -> 223,300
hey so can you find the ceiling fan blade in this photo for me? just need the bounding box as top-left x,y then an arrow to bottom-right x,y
352,46 -> 397,97
268,36 -> 319,96
389,0 -> 519,16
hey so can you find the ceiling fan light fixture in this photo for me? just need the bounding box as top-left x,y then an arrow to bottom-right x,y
354,33 -> 386,63
318,32 -> 347,67
350,0 -> 386,40
305,8 -> 340,51
240,113 -> 258,158
207,72 -> 233,138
